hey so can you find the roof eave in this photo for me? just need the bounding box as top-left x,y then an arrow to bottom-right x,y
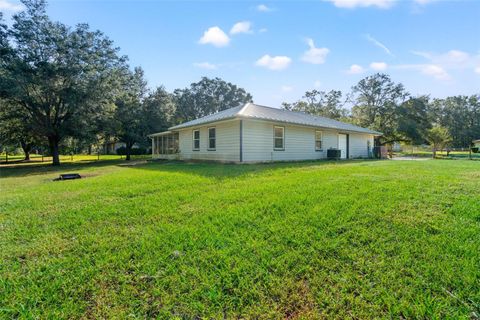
168,116 -> 238,131
237,114 -> 382,136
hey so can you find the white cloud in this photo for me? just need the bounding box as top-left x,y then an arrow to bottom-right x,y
325,0 -> 396,9
256,54 -> 292,70
414,0 -> 437,4
230,21 -> 252,35
411,50 -> 433,59
193,62 -> 218,70
256,4 -> 272,12
410,49 -> 480,75
475,66 -> 480,75
314,80 -> 322,88
420,65 -> 450,80
259,28 -> 268,33
444,50 -> 470,63
0,0 -> 24,12
281,85 -> 294,92
365,34 -> 394,57
370,62 -> 388,71
326,0 -> 438,9
394,64 -> 450,81
347,64 -> 365,74
198,26 -> 230,47
301,38 -> 330,65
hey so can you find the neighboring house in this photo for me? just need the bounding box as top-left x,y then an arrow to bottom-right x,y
102,141 -> 141,154
148,103 -> 382,163
392,141 -> 402,152
473,139 -> 480,148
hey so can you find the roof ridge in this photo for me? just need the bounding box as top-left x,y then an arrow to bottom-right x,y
236,102 -> 251,116
251,103 -> 377,132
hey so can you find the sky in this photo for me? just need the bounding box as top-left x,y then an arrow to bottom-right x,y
1,0 -> 480,107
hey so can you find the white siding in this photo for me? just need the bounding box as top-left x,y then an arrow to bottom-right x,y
349,133 -> 374,158
178,120 -> 240,162
242,119 -> 337,162
242,119 -> 374,162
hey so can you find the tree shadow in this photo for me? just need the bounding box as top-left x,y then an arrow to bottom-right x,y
0,156 -> 380,180
123,159 -> 380,180
0,159 -> 126,179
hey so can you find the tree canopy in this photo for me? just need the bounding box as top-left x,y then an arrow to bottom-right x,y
0,0 -> 125,165
174,77 -> 253,123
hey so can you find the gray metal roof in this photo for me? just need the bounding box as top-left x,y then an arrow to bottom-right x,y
168,103 -> 382,135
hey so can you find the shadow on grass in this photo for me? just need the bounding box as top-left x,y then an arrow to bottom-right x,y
0,155 -> 382,180
122,159 -> 382,180
0,159 -> 126,179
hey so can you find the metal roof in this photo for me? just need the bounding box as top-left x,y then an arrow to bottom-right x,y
167,103 -> 382,135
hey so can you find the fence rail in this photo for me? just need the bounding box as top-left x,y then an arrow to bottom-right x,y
393,146 -> 480,160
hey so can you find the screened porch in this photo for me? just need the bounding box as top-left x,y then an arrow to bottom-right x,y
150,131 -> 179,159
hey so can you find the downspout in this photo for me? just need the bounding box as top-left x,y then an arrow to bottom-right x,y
239,120 -> 243,162
346,134 -> 350,159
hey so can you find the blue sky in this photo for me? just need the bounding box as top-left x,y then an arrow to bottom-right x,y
2,0 -> 479,107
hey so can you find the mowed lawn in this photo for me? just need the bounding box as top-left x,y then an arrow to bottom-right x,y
0,160 -> 479,319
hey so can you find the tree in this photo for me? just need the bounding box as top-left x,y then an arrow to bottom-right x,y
282,90 -> 348,121
0,0 -> 125,165
173,77 -> 252,123
429,95 -> 480,148
0,100 -> 42,160
111,67 -> 148,161
143,86 -> 176,135
426,126 -> 452,158
396,96 -> 431,145
111,68 -> 174,160
350,73 -> 409,145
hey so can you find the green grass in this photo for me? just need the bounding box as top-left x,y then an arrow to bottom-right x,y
0,154 -> 149,167
1,159 -> 479,319
397,149 -> 480,159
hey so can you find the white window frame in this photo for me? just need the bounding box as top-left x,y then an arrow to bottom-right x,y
208,127 -> 216,151
273,126 -> 285,151
315,130 -> 323,151
192,130 -> 200,151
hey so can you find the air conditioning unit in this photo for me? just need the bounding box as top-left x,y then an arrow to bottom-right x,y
327,148 -> 341,160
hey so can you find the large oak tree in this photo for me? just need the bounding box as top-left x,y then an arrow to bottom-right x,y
173,77 -> 253,123
0,0 -> 125,165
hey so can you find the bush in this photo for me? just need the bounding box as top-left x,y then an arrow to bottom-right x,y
116,146 -> 148,155
471,147 -> 479,153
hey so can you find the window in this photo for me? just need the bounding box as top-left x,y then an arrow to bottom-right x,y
274,126 -> 284,150
208,127 -> 216,150
315,130 -> 323,151
193,130 -> 200,151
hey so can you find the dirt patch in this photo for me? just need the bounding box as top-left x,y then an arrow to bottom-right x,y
118,160 -> 148,166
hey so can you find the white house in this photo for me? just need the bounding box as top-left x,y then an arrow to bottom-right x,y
148,103 -> 382,163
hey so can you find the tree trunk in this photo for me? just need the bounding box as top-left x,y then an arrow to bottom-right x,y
20,140 -> 31,161
48,136 -> 61,166
432,146 -> 436,159
125,142 -> 132,161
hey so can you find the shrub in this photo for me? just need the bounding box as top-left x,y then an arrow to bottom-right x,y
471,147 -> 479,153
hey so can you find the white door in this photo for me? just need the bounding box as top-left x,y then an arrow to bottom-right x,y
338,134 -> 347,159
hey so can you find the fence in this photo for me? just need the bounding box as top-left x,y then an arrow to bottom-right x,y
0,153 -> 150,164
393,145 -> 480,160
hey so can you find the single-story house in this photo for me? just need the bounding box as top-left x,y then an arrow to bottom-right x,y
473,139 -> 480,148
148,103 -> 382,163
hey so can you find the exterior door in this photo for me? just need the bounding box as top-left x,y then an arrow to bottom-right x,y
338,134 -> 347,159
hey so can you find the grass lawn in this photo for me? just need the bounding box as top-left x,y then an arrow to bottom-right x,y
0,154 -> 149,166
0,159 -> 479,319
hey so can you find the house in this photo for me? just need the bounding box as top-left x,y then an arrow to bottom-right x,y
473,139 -> 480,148
148,103 -> 382,163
